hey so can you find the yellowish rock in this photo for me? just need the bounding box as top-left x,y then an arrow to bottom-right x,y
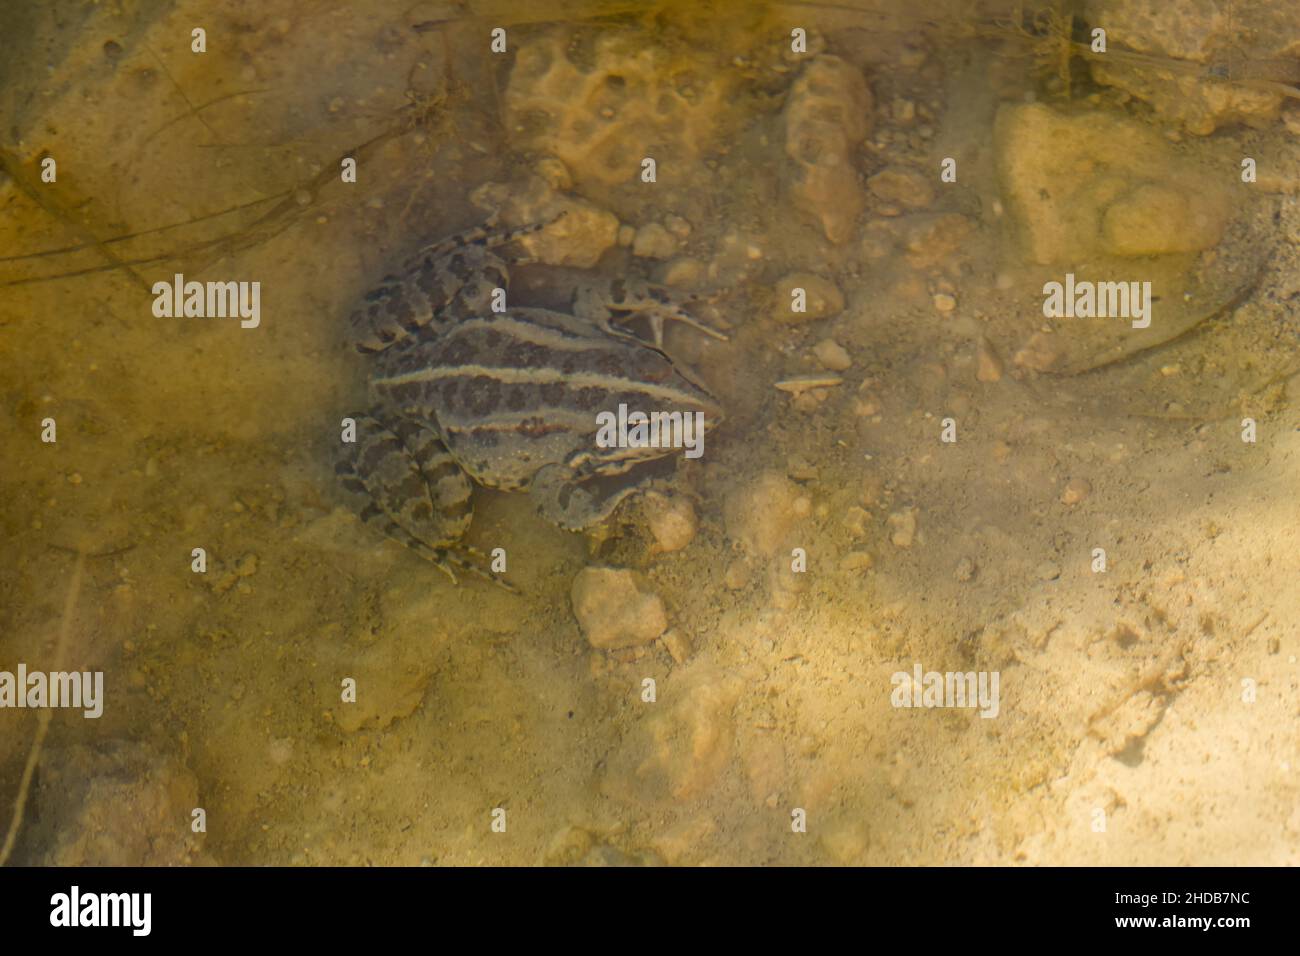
775,272 -> 844,323
812,338 -> 852,371
1060,477 -> 1092,506
867,167 -> 934,208
571,567 -> 668,649
632,222 -> 678,259
642,491 -> 698,554
724,471 -> 803,557
783,56 -> 873,243
840,550 -> 874,571
1101,183 -> 1229,256
887,508 -> 917,548
505,27 -> 738,187
994,102 -> 1229,264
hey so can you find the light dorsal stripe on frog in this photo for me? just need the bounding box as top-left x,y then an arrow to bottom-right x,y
377,364 -> 704,406
372,313 -> 706,406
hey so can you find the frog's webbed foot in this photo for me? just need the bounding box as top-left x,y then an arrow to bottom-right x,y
571,278 -> 730,349
531,463 -> 641,532
430,544 -> 519,594
336,413 -> 516,592
361,519 -> 516,593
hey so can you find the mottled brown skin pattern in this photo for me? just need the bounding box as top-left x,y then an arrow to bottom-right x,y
339,223 -> 722,588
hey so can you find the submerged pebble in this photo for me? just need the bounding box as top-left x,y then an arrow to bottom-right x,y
571,567 -> 668,649
724,470 -> 803,557
643,491 -> 698,554
775,272 -> 844,323
812,338 -> 852,371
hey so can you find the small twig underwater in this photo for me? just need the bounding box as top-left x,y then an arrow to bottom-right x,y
0,550 -> 85,867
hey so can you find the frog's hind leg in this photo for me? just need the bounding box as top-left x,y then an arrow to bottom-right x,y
348,246 -> 510,354
572,278 -> 730,349
335,414 -> 515,592
348,218 -> 556,355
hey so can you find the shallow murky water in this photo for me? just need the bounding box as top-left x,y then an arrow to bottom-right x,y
2,0 -> 1299,866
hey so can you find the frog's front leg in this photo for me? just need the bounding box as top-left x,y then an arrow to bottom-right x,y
530,463 -> 644,532
571,277 -> 729,349
336,413 -> 514,591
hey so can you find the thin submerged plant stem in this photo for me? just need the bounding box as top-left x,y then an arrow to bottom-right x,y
0,551 -> 85,867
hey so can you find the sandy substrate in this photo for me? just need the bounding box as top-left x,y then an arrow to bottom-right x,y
1,0 -> 1297,866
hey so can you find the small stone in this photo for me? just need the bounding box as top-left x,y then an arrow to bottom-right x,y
842,506 -> 870,538
791,391 -> 825,413
661,628 -> 693,664
932,292 -> 956,313
861,221 -> 896,259
840,551 -> 874,571
536,156 -> 572,191
786,456 -> 819,481
784,56 -> 872,243
572,568 -> 668,649
723,559 -> 751,590
775,272 -> 844,323
792,496 -> 812,518
1036,561 -> 1062,581
663,214 -> 692,239
867,167 -> 934,208
661,257 -> 704,288
812,338 -> 852,371
1013,331 -> 1062,373
1060,477 -> 1092,506
902,213 -> 975,269
643,491 -> 698,554
887,508 -> 917,548
954,556 -> 976,582
632,222 -> 678,259
852,394 -> 881,417
617,224 -> 636,247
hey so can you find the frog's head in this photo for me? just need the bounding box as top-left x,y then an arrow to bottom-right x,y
580,362 -> 723,477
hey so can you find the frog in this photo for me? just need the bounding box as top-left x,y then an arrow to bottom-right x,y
336,218 -> 725,588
